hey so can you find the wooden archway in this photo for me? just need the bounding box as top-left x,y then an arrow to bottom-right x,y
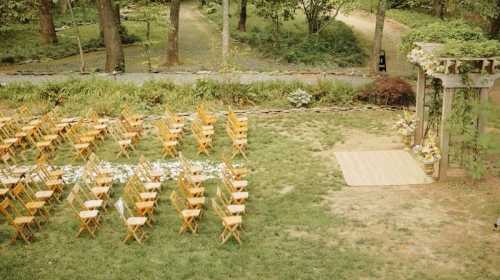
412,43 -> 500,180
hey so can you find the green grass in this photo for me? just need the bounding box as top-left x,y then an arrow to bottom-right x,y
386,9 -> 442,29
0,111 -> 383,280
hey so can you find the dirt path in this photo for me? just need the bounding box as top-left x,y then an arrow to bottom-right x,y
337,11 -> 413,77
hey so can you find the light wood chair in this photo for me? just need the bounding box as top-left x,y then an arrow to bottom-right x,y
170,191 -> 201,234
66,191 -> 101,238
212,198 -> 242,245
0,197 -> 37,243
114,197 -> 148,244
11,182 -> 49,224
216,187 -> 246,216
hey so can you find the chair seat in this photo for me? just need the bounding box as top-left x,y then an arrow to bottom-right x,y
91,187 -> 110,195
84,200 -> 103,209
35,190 -> 54,199
223,215 -> 242,226
36,141 -> 51,147
26,201 -> 46,209
94,125 -> 107,130
2,177 -> 20,186
79,210 -> 99,219
189,175 -> 206,183
74,143 -> 90,149
226,204 -> 245,214
231,192 -> 248,200
234,139 -> 248,145
4,138 -> 18,144
127,216 -> 147,226
43,135 -> 58,141
119,139 -> 132,146
15,132 -> 27,138
188,187 -> 205,195
164,140 -> 178,146
182,209 -> 201,218
46,179 -> 63,186
14,216 -> 35,225
123,132 -> 138,139
144,182 -> 161,191
187,197 -> 205,205
169,123 -> 184,129
96,177 -> 113,185
149,170 -> 163,178
139,192 -> 157,200
135,201 -> 155,209
80,136 -> 95,143
231,180 -> 248,189
49,169 -> 64,178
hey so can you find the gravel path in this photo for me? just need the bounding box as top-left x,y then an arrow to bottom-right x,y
0,72 -> 373,86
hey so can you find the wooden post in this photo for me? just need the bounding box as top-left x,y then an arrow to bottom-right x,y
438,88 -> 454,181
415,67 -> 426,144
478,88 -> 489,135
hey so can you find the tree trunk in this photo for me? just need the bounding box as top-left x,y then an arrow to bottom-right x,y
433,0 -> 446,19
238,0 -> 247,32
222,0 -> 230,65
39,0 -> 58,44
97,0 -> 125,72
60,0 -> 68,14
167,0 -> 181,65
371,0 -> 386,74
489,1 -> 500,38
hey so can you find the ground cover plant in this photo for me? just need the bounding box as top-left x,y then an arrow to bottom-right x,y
0,78 -> 363,116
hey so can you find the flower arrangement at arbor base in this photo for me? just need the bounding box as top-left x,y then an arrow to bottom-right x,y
288,89 -> 312,108
413,133 -> 442,176
394,110 -> 416,148
407,48 -> 445,76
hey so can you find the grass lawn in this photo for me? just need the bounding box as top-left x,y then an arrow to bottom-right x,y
0,107 -> 499,279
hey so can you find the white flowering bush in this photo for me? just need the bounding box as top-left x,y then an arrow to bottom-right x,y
394,110 -> 416,136
287,89 -> 312,108
407,48 -> 445,76
413,133 -> 442,163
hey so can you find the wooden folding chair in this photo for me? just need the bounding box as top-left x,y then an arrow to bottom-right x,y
123,183 -> 155,227
216,186 -> 246,216
108,123 -> 136,159
212,198 -> 242,245
196,104 -> 217,126
221,174 -> 249,205
72,183 -> 105,212
66,127 -> 92,161
138,155 -> 163,183
222,155 -> 249,180
128,175 -> 159,206
192,125 -> 213,156
170,191 -> 201,234
66,191 -> 101,238
177,172 -> 205,198
226,124 -> 248,159
0,197 -> 37,244
11,182 -> 49,224
177,179 -> 205,210
24,175 -> 57,204
222,168 -> 248,192
80,174 -> 111,205
165,105 -> 185,129
115,198 -> 148,244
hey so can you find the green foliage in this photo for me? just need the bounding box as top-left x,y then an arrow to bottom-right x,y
401,20 -> 487,53
440,39 -> 500,57
386,9 -> 441,28
0,78 -> 360,116
448,89 -> 489,180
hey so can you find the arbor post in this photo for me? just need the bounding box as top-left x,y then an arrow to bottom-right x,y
415,67 -> 426,144
438,88 -> 454,180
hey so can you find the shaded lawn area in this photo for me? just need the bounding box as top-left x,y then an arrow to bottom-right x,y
0,109 -> 499,279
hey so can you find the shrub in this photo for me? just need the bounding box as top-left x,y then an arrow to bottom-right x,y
288,89 -> 312,108
310,80 -> 357,105
358,77 -> 415,106
400,20 -> 486,54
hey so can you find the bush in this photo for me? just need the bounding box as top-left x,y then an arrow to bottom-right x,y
400,20 -> 486,53
358,77 -> 415,106
310,80 -> 357,105
288,89 -> 312,108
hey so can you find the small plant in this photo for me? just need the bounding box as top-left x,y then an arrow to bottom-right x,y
287,89 -> 312,108
413,133 -> 442,164
394,110 -> 416,136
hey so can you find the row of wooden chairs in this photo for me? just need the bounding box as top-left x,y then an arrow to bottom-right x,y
226,107 -> 248,159
155,106 -> 185,158
192,104 -> 216,155
0,158 -> 66,243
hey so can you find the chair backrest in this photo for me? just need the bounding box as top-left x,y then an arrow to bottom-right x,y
114,197 -> 130,224
11,182 -> 27,202
0,198 -> 16,222
216,187 -> 229,205
211,198 -> 226,220
169,191 -> 182,215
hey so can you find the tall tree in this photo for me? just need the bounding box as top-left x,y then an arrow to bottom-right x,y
222,0 -> 230,65
39,0 -> 58,44
371,0 -> 386,73
238,0 -> 248,32
432,0 -> 446,19
298,0 -> 355,34
167,0 -> 181,65
97,0 -> 125,72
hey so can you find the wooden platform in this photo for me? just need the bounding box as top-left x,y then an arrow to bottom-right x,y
335,150 -> 433,186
